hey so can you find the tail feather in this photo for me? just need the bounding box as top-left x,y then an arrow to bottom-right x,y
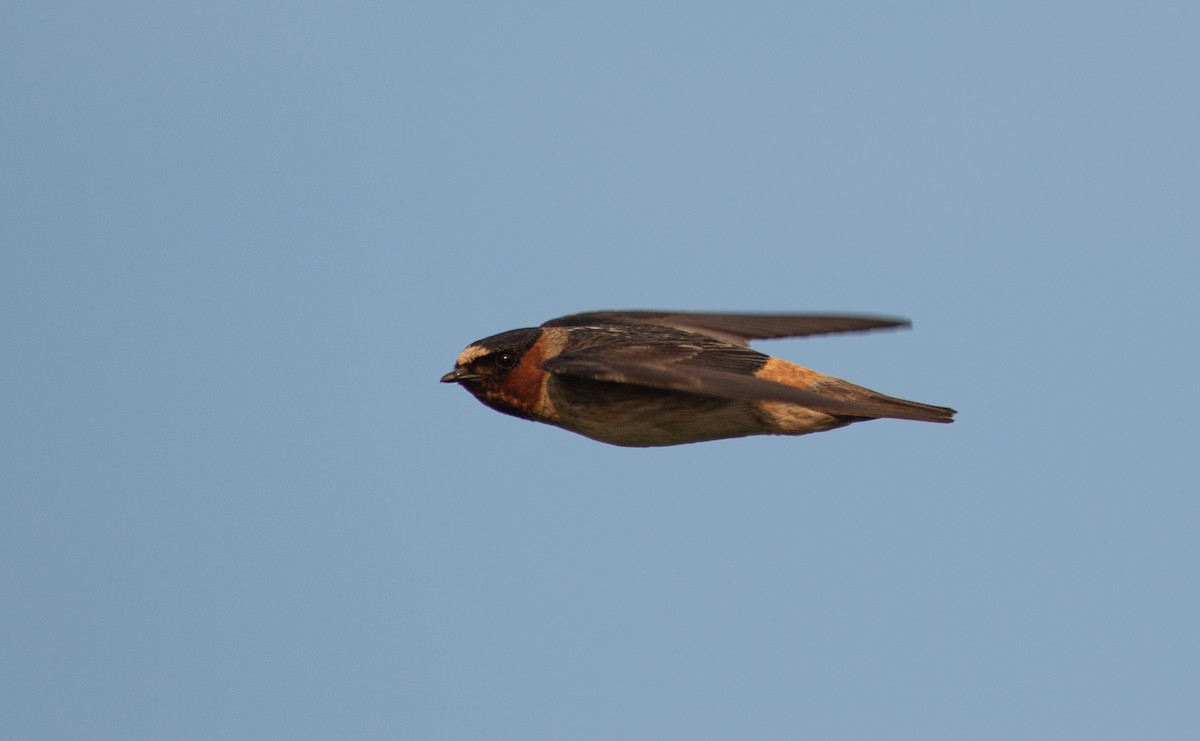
817,378 -> 956,424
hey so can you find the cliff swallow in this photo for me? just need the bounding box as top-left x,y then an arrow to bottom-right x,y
441,310 -> 955,447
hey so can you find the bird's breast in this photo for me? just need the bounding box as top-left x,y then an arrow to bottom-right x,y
545,377 -> 766,447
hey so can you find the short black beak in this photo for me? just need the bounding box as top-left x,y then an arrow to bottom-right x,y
440,369 -> 480,384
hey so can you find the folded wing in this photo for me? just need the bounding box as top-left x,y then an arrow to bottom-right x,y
542,344 -> 955,423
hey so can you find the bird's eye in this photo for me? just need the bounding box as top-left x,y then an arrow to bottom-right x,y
494,352 -> 517,369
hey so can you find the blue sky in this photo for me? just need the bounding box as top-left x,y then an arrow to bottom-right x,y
3,3 -> 1198,739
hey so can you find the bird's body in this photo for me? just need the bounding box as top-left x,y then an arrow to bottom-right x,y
441,310 -> 955,447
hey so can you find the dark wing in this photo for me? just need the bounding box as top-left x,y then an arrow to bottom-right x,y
541,343 -> 951,422
541,310 -> 909,346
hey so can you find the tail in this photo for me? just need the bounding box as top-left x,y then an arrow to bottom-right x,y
815,378 -> 956,424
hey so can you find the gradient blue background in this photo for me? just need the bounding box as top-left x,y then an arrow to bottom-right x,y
3,3 -> 1197,739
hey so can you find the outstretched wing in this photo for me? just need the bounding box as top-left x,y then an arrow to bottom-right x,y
541,310 -> 909,346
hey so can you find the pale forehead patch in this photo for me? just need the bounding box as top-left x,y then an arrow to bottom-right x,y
455,344 -> 490,366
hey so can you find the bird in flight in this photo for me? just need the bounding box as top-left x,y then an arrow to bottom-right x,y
441,310 -> 955,447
